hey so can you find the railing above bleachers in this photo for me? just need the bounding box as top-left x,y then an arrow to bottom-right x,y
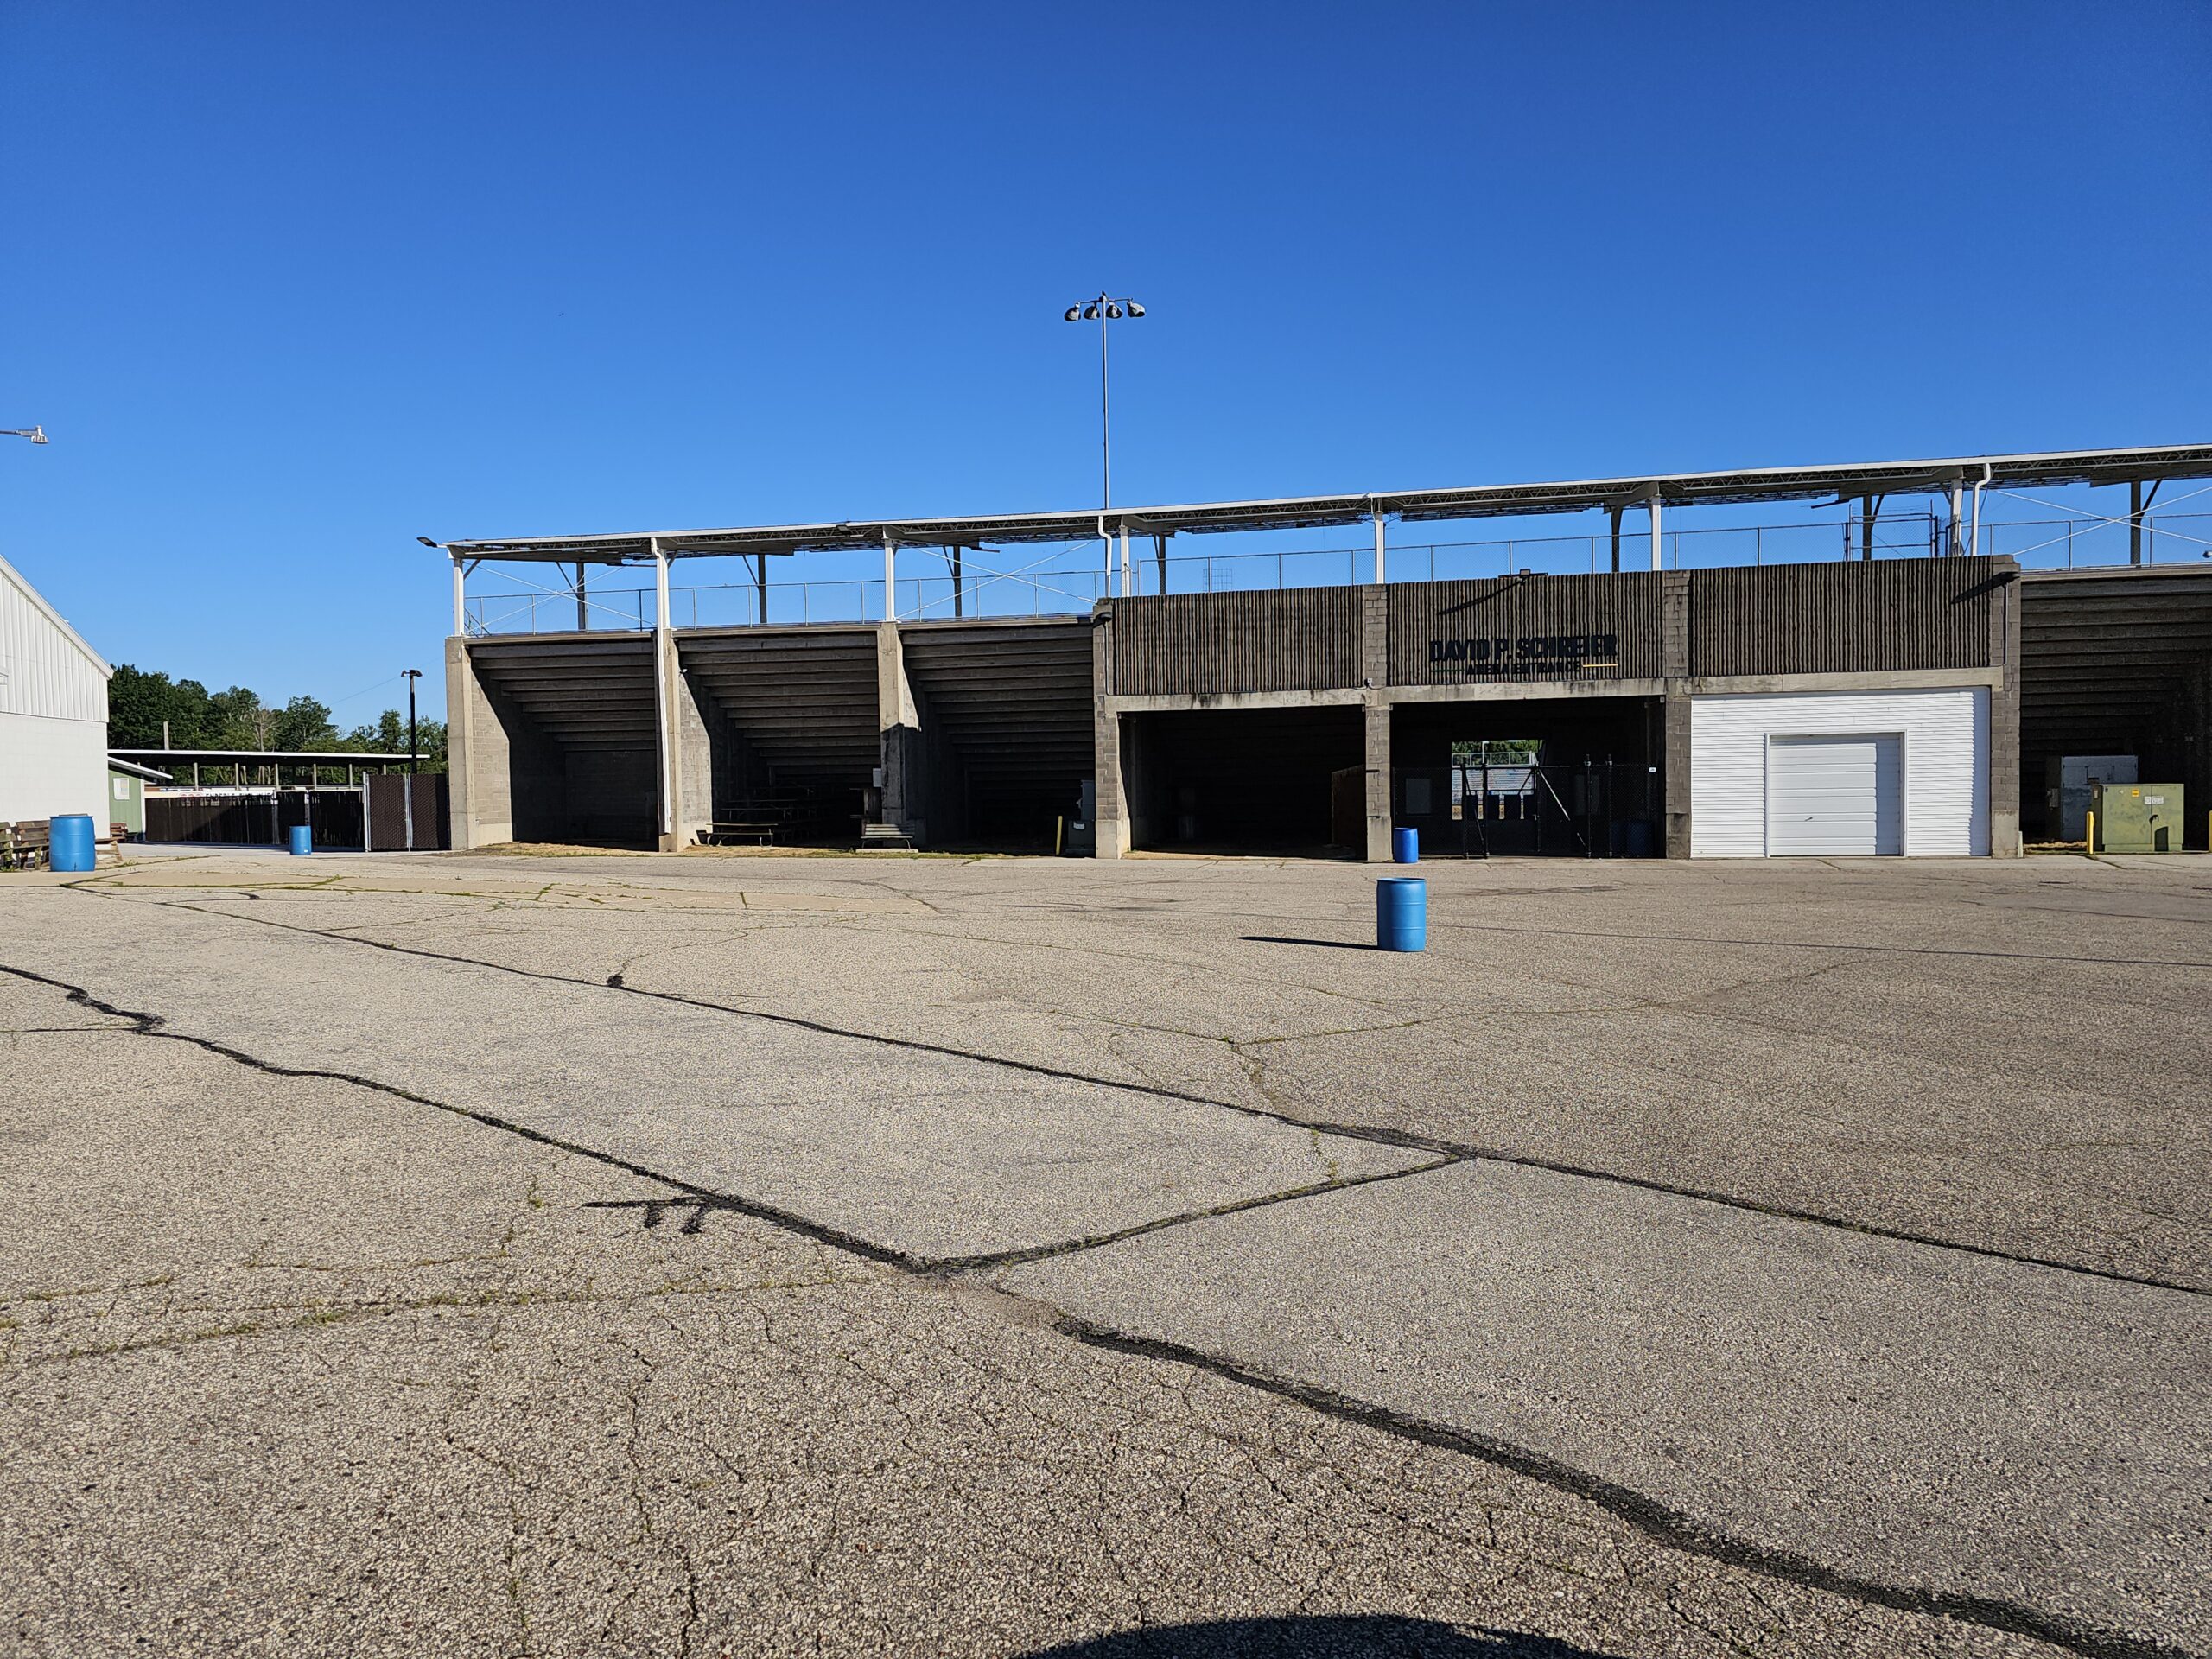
461,510 -> 2212,637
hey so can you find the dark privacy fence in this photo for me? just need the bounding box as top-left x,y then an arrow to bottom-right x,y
146,790 -> 365,849
143,777 -> 449,851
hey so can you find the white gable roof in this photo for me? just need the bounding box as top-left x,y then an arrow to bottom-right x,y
0,550 -> 111,678
1,550 -> 111,726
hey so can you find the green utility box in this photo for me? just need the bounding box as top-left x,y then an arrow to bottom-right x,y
2091,782 -> 2185,853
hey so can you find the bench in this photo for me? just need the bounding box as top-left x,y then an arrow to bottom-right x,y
702,817 -> 781,847
2,820 -> 51,870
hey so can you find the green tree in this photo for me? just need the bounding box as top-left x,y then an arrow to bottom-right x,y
346,708 -> 446,771
271,696 -> 336,752
205,686 -> 271,749
107,665 -> 213,749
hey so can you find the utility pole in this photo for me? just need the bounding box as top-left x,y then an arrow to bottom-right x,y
404,669 -> 422,775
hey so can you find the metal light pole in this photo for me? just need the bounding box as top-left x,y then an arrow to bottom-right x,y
2,426 -> 48,445
404,669 -> 422,775
1063,294 -> 1145,594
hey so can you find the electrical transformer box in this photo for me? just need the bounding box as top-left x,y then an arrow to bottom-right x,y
2091,782 -> 2184,853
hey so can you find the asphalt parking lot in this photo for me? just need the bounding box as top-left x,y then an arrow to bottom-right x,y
2,846 -> 2206,1659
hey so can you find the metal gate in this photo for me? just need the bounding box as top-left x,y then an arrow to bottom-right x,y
365,773 -> 451,851
1393,760 -> 1660,857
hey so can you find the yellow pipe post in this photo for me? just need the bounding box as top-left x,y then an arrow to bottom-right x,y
2086,809 -> 2095,855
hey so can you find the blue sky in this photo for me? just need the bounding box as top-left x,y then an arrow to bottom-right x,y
2,1 -> 2205,714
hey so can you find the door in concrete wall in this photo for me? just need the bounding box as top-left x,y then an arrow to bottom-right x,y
1764,734 -> 1902,855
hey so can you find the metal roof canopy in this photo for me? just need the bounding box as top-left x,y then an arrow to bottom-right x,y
111,748 -> 416,766
437,442 -> 2212,566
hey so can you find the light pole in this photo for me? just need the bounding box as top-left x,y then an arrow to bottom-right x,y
1061,289 -> 1150,526
404,669 -> 422,776
2,426 -> 48,445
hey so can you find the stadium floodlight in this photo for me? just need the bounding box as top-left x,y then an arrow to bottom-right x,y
1059,292 -> 1147,517
416,536 -> 441,548
1,426 -> 47,444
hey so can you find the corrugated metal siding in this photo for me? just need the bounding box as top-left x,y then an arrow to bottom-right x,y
1690,688 -> 1989,857
0,558 -> 108,723
1388,575 -> 1662,684
1689,557 -> 2001,677
1110,589 -> 1360,696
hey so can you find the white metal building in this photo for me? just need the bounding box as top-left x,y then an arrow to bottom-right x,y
0,551 -> 113,838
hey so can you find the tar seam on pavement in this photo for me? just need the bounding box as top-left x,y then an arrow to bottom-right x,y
104,883 -> 2212,1302
2,938 -> 2201,1659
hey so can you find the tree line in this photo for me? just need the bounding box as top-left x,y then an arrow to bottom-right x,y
108,665 -> 448,774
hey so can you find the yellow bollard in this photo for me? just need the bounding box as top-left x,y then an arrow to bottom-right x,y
2086,809 -> 2095,855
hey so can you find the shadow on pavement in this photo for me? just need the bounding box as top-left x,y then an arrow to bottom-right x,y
1022,1616 -> 1619,1658
1240,934 -> 1377,951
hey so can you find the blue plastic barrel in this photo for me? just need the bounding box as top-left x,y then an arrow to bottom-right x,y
1376,875 -> 1427,952
288,823 -> 314,856
1392,825 -> 1419,864
49,814 -> 97,873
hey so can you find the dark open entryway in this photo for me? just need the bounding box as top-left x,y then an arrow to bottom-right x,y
1391,695 -> 1662,856
1123,705 -> 1363,855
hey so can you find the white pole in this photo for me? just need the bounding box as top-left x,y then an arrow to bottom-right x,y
882,531 -> 896,620
451,555 -> 465,635
652,538 -> 675,845
1371,508 -> 1386,585
1118,525 -> 1131,597
1948,480 -> 1965,556
1649,493 -> 1662,571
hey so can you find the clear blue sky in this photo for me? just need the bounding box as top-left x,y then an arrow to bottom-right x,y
3,1 -> 2205,715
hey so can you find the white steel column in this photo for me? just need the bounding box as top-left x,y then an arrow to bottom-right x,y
1948,480 -> 1965,556
451,554 -> 465,635
1118,525 -> 1132,596
882,531 -> 896,620
1649,493 -> 1663,572
652,538 -> 677,849
1371,508 -> 1386,585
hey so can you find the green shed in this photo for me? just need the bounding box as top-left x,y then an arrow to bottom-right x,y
106,756 -> 172,840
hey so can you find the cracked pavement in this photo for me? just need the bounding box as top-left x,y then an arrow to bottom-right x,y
1,846 -> 2207,1659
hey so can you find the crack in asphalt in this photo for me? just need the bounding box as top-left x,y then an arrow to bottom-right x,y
0,958 -> 2192,1659
1048,1314 -> 2196,1659
72,887 -> 2212,1301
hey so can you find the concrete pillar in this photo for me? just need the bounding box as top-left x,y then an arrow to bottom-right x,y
1661,571 -> 1693,858
877,622 -> 926,844
1359,585 -> 1392,861
668,638 -> 715,849
1090,607 -> 1128,858
1989,565 -> 2023,856
445,636 -> 513,848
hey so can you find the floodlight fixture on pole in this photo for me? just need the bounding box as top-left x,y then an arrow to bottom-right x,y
1062,292 -> 1145,516
2,426 -> 48,444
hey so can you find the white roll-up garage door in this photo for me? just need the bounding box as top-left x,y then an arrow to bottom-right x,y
1690,688 -> 1989,857
1765,734 -> 1902,855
